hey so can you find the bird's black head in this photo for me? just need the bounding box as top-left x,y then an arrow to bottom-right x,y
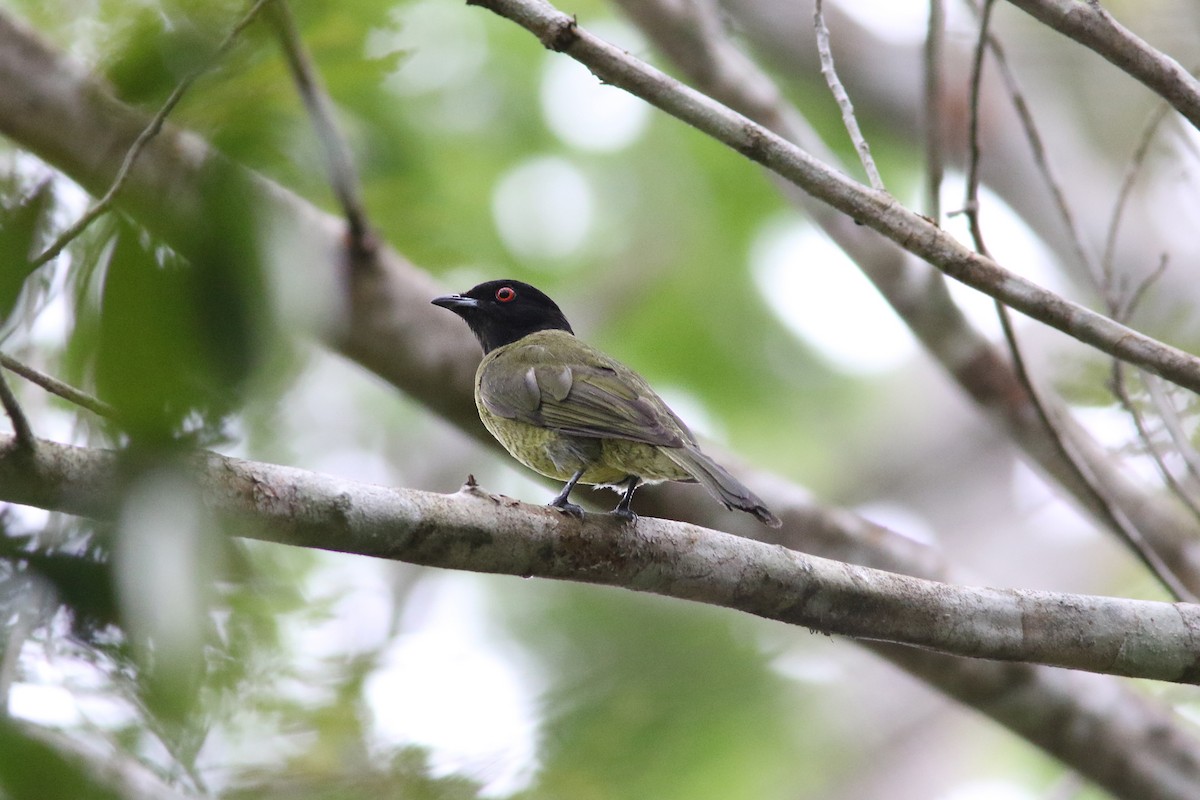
432,279 -> 575,354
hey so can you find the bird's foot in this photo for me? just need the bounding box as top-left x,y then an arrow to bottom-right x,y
549,499 -> 585,519
610,506 -> 638,524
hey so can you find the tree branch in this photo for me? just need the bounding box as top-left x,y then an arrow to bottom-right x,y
2,432 -> 1199,685
0,370 -> 32,449
0,352 -> 115,419
1001,0 -> 1200,131
470,0 -> 1200,396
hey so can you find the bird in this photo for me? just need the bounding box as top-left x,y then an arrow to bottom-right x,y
432,279 -> 781,527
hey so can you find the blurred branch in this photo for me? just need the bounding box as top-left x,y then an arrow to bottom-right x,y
1110,362 -> 1200,523
1001,0 -> 1200,131
1143,373 -> 1200,488
0,352 -> 115,419
1,10 -> 1199,798
3,433 -> 1200,686
27,0 -> 272,271
265,0 -> 375,262
923,0 -> 945,219
1102,101 -> 1173,302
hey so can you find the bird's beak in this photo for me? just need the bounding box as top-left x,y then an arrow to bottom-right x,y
431,294 -> 479,311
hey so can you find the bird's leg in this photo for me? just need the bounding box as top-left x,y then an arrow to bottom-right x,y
548,469 -> 586,518
611,476 -> 640,522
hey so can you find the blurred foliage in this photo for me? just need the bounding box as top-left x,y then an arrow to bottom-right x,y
1,0 -> 1195,799
502,584 -> 825,800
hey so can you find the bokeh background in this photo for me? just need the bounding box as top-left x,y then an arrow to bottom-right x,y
2,0 -> 1200,798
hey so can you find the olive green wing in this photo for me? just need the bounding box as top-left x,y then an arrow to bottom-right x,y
479,343 -> 691,447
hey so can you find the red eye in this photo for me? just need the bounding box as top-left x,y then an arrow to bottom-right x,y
495,286 -> 516,303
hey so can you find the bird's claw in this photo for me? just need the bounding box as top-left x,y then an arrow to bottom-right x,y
610,507 -> 637,524
549,500 -> 585,519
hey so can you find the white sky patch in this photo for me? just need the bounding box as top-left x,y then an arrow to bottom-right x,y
1009,458 -> 1095,542
8,682 -> 82,727
366,574 -> 540,797
492,156 -> 594,262
751,215 -> 917,375
832,0 -> 930,45
936,780 -> 1037,800
854,501 -> 938,547
540,22 -> 651,152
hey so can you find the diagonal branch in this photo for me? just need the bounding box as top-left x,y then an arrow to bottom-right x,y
0,352 -> 115,419
2,432 -> 1200,685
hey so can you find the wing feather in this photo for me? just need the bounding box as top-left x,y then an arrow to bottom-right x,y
479,338 -> 690,448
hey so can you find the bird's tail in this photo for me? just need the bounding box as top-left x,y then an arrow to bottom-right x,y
666,446 -> 782,528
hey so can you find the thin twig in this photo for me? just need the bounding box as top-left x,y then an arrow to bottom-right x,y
0,353 -> 115,419
1110,363 -> 1200,523
960,0 -> 992,252
265,0 -> 375,260
0,369 -> 33,448
963,0 -> 1193,602
1143,373 -> 1200,488
972,7 -> 1098,283
28,0 -> 273,270
1101,100 -> 1174,303
813,0 -> 885,191
923,0 -> 946,221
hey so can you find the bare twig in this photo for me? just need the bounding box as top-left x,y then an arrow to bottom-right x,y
923,0 -> 946,220
0,353 -> 115,419
962,0 -> 1193,602
973,6 -> 1098,283
1110,362 -> 1200,523
960,0 -> 994,253
28,0 -> 273,270
0,369 -> 33,449
1143,373 -> 1200,488
1102,100 -> 1174,304
265,0 -> 374,261
813,0 -> 885,191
